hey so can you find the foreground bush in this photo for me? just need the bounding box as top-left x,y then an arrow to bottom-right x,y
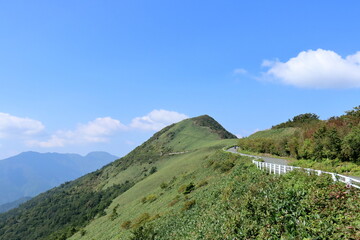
132,158 -> 360,239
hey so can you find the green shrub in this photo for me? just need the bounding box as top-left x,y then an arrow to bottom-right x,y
133,213 -> 151,228
130,225 -> 157,240
149,166 -> 157,174
213,158 -> 235,172
183,182 -> 195,194
138,156 -> 360,239
141,194 -> 158,204
98,210 -> 106,217
121,221 -> 132,230
110,204 -> 119,220
197,179 -> 208,188
182,200 -> 196,211
160,182 -> 168,189
109,210 -> 118,221
178,184 -> 187,193
147,194 -> 158,203
80,229 -> 86,236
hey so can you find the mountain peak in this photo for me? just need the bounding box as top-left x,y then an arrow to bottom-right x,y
125,115 -> 236,162
85,151 -> 119,160
191,115 -> 237,139
0,114 -> 238,240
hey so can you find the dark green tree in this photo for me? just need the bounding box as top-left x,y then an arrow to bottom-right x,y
313,126 -> 341,160
341,127 -> 360,163
292,113 -> 320,123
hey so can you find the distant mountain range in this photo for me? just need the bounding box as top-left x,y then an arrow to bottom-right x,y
0,151 -> 118,206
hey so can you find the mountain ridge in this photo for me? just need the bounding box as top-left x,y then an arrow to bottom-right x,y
0,115 -> 237,240
0,151 -> 118,205
1,114 -> 358,240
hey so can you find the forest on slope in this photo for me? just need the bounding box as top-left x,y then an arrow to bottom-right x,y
238,106 -> 360,175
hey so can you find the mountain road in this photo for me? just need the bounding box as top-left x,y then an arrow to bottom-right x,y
226,146 -> 360,181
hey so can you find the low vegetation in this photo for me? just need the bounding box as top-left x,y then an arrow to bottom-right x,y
1,113 -> 359,240
127,154 -> 360,239
238,106 -> 360,174
0,181 -> 134,240
141,194 -> 158,204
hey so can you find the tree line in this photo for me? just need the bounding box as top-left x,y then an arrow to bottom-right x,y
238,106 -> 360,163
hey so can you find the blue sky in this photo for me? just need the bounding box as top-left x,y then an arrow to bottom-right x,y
1,1 -> 360,159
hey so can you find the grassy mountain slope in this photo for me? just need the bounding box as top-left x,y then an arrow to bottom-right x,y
247,127 -> 298,140
0,115 -> 237,240
69,148 -> 359,239
1,114 -> 359,239
132,157 -> 359,240
70,140 -> 236,240
68,114 -> 358,240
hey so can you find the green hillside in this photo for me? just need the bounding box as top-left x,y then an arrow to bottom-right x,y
238,106 -> 360,176
122,157 -> 359,240
1,114 -> 359,240
247,127 -> 298,140
0,115 -> 237,240
67,114 -> 359,240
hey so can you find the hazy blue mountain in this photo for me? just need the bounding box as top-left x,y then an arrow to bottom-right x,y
0,197 -> 32,213
0,151 -> 118,205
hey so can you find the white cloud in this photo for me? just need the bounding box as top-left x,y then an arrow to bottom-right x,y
0,113 -> 44,138
77,117 -> 127,139
263,49 -> 360,89
29,117 -> 126,147
25,109 -> 188,148
233,68 -> 247,75
130,109 -> 188,131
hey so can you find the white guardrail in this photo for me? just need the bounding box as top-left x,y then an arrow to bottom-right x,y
252,159 -> 360,189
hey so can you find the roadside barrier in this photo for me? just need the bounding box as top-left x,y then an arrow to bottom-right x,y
253,160 -> 360,189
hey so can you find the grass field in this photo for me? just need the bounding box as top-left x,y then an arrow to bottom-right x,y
247,127 -> 298,140
71,146 -> 360,239
69,139 -> 237,240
